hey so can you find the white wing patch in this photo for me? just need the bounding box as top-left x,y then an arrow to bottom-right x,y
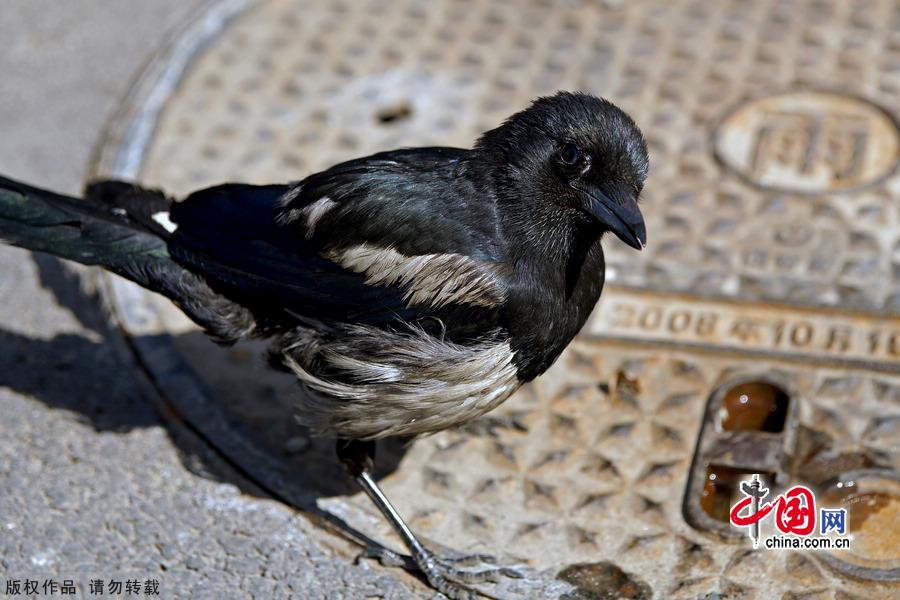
326,243 -> 506,308
283,325 -> 520,438
151,211 -> 178,233
299,197 -> 337,239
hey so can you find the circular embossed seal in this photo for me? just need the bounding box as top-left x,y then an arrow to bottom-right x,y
714,91 -> 900,194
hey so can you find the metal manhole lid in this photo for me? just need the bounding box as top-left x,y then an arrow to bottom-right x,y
93,0 -> 900,598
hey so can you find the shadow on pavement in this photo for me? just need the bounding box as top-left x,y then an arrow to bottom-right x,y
1,253 -> 410,539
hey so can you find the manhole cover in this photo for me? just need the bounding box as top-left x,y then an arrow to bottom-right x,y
92,0 -> 900,598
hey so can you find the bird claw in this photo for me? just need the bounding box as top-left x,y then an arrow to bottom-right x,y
436,553 -> 498,567
357,545 -> 522,598
355,545 -> 413,569
414,549 -> 525,599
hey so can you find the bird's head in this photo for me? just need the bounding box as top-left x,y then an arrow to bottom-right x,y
476,91 -> 649,250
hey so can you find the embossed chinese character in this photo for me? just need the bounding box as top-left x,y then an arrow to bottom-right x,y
823,115 -> 868,181
750,110 -> 869,186
751,113 -> 816,178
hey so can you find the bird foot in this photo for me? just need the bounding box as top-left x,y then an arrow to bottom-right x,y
413,548 -> 525,599
355,544 -> 413,569
357,545 -> 524,599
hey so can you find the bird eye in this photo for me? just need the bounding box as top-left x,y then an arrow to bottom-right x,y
559,143 -> 581,165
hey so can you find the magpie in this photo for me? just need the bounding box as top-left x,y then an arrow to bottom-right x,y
0,91 -> 648,599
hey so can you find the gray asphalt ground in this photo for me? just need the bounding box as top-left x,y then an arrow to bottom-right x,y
0,3 -> 420,598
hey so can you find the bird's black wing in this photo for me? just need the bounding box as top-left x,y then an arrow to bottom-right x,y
279,147 -> 501,258
167,148 -> 507,334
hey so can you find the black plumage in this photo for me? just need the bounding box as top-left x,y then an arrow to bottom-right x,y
0,91 -> 648,598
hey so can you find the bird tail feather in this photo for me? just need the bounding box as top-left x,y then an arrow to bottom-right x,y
0,175 -> 254,342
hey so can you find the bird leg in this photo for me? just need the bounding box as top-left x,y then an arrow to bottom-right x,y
336,439 -> 524,599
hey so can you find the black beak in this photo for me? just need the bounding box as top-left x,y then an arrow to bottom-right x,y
575,182 -> 646,250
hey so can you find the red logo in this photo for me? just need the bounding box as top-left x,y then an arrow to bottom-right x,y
729,474 -> 850,550
730,484 -> 816,536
